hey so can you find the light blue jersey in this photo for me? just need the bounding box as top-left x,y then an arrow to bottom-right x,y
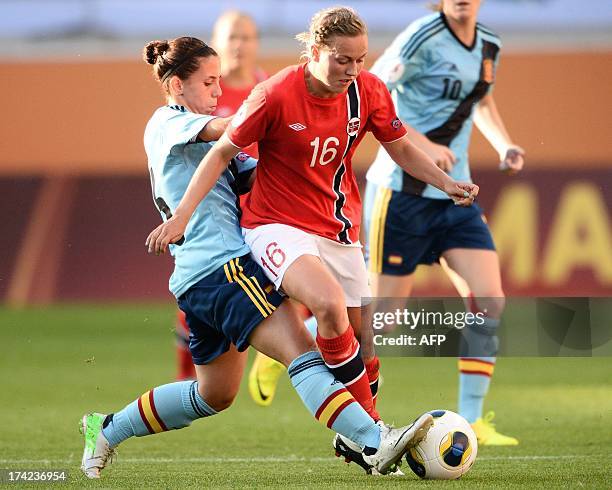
144,105 -> 256,298
367,12 -> 501,199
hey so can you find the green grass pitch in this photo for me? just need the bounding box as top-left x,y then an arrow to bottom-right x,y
1,305 -> 610,488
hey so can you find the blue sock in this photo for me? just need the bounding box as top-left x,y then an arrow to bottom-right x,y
458,316 -> 498,422
304,315 -> 318,340
458,361 -> 494,422
288,351 -> 380,450
102,381 -> 216,447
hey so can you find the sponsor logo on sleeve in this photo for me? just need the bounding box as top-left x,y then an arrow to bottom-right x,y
391,118 -> 402,130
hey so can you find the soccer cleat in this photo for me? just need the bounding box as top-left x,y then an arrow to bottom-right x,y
248,352 -> 285,407
471,411 -> 519,446
362,414 -> 434,475
80,413 -> 116,479
372,466 -> 406,476
333,433 -> 405,476
333,433 -> 373,474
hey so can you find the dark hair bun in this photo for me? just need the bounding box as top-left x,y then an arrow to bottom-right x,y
143,40 -> 170,65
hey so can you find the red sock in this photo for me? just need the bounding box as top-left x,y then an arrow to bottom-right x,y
176,310 -> 195,380
365,356 -> 380,408
316,327 -> 379,421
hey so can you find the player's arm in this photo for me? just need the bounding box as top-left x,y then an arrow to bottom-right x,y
382,135 -> 478,205
401,123 -> 456,173
371,44 -> 456,172
146,133 -> 239,254
474,93 -> 525,175
197,116 -> 232,142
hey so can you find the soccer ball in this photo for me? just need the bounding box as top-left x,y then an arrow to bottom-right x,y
405,410 -> 477,480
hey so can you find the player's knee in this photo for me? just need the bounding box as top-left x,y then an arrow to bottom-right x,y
473,293 -> 505,319
205,392 -> 237,413
309,289 -> 346,332
197,385 -> 238,413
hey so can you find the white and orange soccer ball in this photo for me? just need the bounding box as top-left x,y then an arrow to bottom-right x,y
405,410 -> 478,480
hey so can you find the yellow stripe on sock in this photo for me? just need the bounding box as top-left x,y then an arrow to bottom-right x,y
229,259 -> 269,318
317,391 -> 354,427
459,359 -> 495,376
139,392 -> 164,433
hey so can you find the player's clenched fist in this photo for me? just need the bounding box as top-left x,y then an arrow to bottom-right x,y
444,181 -> 479,207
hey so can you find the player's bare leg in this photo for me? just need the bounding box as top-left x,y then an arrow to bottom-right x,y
247,300 -> 316,366
176,310 -> 196,380
249,300 -> 432,474
281,255 -> 379,420
442,248 -> 517,446
328,271 -> 418,474
194,346 -> 248,412
368,272 -> 415,335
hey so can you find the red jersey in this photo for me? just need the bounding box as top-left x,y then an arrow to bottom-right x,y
214,69 -> 267,158
227,64 -> 406,244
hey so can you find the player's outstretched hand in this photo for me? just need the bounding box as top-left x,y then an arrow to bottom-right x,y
444,181 -> 479,206
499,145 -> 525,175
145,215 -> 188,255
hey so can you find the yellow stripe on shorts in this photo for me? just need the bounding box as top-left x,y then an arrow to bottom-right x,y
368,187 -> 392,274
247,272 -> 277,313
228,259 -> 270,318
234,257 -> 275,315
223,263 -> 233,283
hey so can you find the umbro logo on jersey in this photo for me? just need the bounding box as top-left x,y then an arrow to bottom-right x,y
288,123 -> 307,131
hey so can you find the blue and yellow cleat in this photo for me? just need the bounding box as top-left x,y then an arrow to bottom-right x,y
248,352 -> 285,407
471,411 -> 519,446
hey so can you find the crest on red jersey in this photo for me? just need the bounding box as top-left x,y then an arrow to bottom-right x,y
346,117 -> 361,137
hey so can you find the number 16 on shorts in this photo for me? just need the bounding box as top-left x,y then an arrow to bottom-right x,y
261,242 -> 286,278
243,224 -> 321,290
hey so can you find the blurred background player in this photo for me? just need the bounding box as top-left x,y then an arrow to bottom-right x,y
364,0 -> 524,445
146,6 -> 478,471
175,10 -> 267,381
211,10 -> 267,127
81,36 -> 432,479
